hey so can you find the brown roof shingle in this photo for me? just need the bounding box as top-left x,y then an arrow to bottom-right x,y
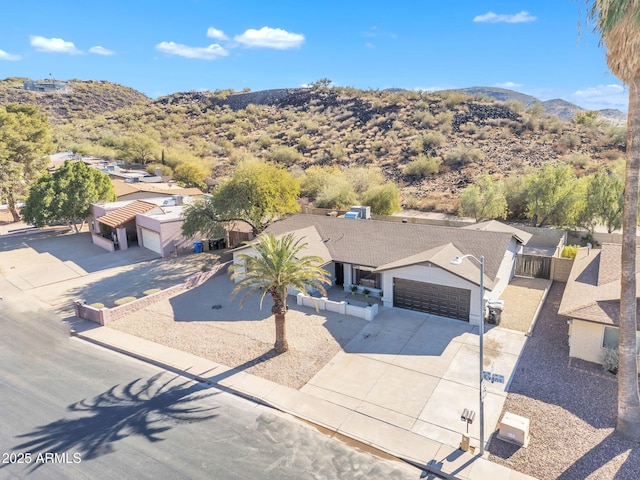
263,214 -> 515,282
558,243 -> 640,329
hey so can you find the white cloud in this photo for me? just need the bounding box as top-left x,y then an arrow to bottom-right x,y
89,46 -> 115,56
473,11 -> 537,24
571,83 -> 628,110
0,49 -> 21,61
494,82 -> 523,89
207,27 -> 228,41
30,35 -> 82,54
365,42 -> 374,49
155,41 -> 228,60
234,27 -> 304,49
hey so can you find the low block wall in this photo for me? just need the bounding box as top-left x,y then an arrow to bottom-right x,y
551,256 -> 574,282
75,262 -> 231,325
296,293 -> 378,321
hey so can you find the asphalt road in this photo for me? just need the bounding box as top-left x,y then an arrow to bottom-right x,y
0,280 -> 422,480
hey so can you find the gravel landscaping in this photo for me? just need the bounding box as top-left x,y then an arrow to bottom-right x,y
108,288 -> 368,390
489,282 -> 640,480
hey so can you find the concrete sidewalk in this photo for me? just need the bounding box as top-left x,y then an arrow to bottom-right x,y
70,319 -> 537,480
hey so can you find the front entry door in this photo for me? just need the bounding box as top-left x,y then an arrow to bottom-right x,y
335,263 -> 344,286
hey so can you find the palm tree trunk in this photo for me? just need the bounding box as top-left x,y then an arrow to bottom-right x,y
617,76 -> 640,442
271,292 -> 289,353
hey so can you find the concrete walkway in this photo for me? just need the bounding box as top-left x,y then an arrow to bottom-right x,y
69,318 -> 538,480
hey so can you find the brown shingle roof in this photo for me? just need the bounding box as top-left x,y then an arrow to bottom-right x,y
263,214 -> 515,282
558,243 -> 640,329
98,200 -> 159,228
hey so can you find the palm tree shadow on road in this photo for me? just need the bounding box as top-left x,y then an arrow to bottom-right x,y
1,373 -> 219,472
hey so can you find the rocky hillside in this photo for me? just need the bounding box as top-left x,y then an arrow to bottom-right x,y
0,79 -> 627,213
0,77 -> 149,123
450,86 -> 626,124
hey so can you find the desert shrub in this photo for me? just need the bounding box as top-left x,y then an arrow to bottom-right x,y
559,133 -> 580,150
563,153 -> 591,169
475,127 -> 490,140
413,110 -> 435,127
443,145 -> 484,167
330,143 -> 346,160
344,166 -> 384,195
114,296 -> 136,307
600,347 -> 619,374
270,146 -> 303,166
403,195 -> 419,209
606,125 -> 627,149
435,111 -> 454,126
301,165 -> 342,199
505,100 -> 524,113
435,90 -> 468,107
174,161 -> 206,187
404,155 -> 442,178
460,122 -> 478,135
561,245 -> 579,259
363,184 -> 402,215
297,134 -> 312,151
573,110 -> 601,127
257,135 -> 273,149
316,178 -> 358,209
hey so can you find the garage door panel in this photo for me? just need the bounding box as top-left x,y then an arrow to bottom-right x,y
141,228 -> 162,254
393,278 -> 470,321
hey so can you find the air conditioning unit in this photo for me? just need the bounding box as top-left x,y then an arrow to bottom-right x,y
497,412 -> 530,447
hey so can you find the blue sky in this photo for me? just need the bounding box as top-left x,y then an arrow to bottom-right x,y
0,1 -> 628,111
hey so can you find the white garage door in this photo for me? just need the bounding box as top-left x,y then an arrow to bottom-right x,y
140,228 -> 162,254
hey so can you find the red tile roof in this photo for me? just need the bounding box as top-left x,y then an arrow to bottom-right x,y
98,200 -> 159,228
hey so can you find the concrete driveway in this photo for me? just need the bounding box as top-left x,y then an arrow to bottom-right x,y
301,307 -> 528,451
0,230 -> 208,314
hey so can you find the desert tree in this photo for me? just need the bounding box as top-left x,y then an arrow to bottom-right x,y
0,103 -> 53,221
21,160 -> 115,233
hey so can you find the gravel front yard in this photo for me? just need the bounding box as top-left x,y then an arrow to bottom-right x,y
489,282 -> 640,480
108,291 -> 368,390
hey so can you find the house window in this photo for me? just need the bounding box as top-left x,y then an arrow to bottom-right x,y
602,326 -> 640,354
352,266 -> 381,289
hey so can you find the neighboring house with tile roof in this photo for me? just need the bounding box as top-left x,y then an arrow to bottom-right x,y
233,214 -> 525,325
89,197 -> 252,257
89,197 -> 201,257
558,244 -> 640,369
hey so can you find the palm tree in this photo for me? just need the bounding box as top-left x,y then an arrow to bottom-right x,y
587,0 -> 640,441
229,233 -> 331,354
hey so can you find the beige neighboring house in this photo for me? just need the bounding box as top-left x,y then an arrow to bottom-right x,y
233,214 -> 529,325
559,244 -> 640,369
111,179 -> 203,202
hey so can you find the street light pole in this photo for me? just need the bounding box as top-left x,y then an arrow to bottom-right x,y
451,254 -> 485,456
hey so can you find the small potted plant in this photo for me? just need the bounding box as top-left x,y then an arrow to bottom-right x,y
350,284 -> 358,296
363,288 -> 370,298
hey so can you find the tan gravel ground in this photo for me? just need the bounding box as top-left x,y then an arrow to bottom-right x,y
108,295 -> 368,390
497,277 -> 550,333
489,282 -> 640,480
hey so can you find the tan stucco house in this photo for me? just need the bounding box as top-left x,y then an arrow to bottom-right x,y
232,214 -> 529,325
559,244 -> 640,369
